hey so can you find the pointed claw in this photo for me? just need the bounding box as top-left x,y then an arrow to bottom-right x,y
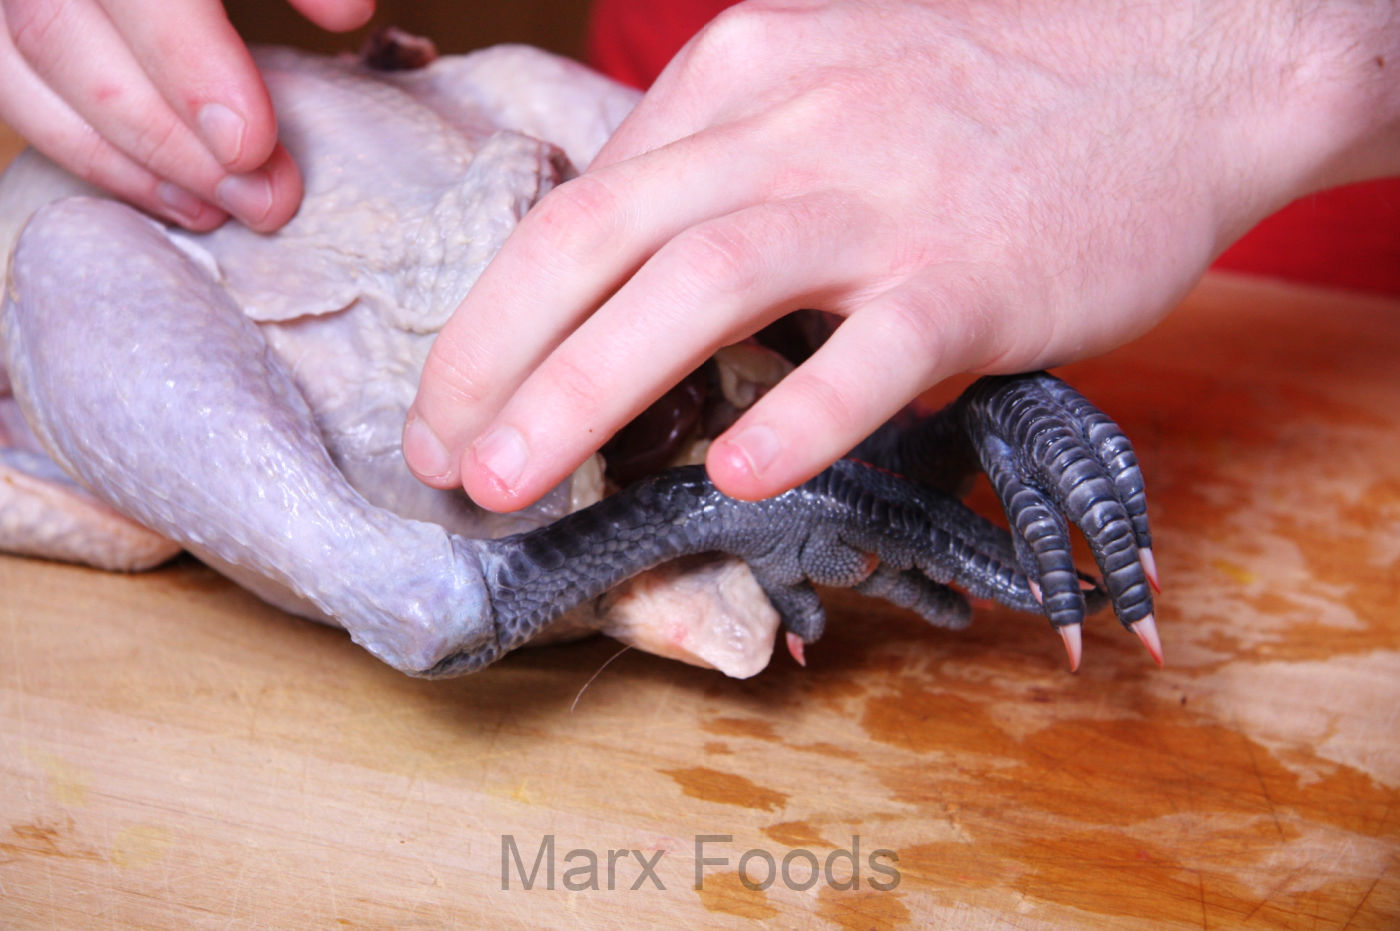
1140,547 -> 1161,593
1058,624 -> 1082,672
1130,613 -> 1164,667
785,631 -> 807,668
1028,579 -> 1042,605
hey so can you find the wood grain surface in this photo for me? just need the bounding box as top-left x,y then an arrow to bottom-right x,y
2,122 -> 1397,929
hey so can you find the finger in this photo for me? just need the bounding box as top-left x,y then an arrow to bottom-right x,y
221,141 -> 301,232
5,0 -> 299,228
406,120 -> 796,489
706,270 -> 998,501
585,9 -> 789,172
286,0 -> 375,31
0,4 -> 225,227
455,194 -> 877,511
96,0 -> 278,172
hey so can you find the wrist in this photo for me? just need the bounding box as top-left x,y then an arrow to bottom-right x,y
1296,2 -> 1400,186
1252,1 -> 1400,195
1176,0 -> 1398,250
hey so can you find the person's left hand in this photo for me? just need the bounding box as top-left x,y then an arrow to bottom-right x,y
0,0 -> 373,230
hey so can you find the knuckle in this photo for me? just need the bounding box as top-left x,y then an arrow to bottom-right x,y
875,290 -> 948,366
66,126 -> 114,184
895,280 -> 1009,375
59,131 -> 162,218
524,173 -> 622,264
421,328 -> 496,410
948,299 -> 1003,370
665,221 -> 762,300
126,116 -> 185,171
778,80 -> 857,136
685,4 -> 778,70
972,299 -> 1056,373
785,369 -> 862,439
6,0 -> 66,62
541,351 -> 608,416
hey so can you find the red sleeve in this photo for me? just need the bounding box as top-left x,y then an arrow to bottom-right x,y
1213,180 -> 1400,296
585,0 -> 735,90
585,0 -> 1399,295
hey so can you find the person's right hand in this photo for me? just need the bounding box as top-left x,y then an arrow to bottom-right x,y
0,0 -> 373,231
405,0 -> 1399,518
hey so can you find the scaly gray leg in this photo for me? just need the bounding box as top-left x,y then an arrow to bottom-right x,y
957,373 -> 1158,668
832,371 -> 1158,669
432,459 -> 1035,676
451,366 -> 1162,678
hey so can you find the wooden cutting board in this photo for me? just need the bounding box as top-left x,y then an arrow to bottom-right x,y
2,123 -> 1397,928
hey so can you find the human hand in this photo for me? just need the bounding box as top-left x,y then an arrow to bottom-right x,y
0,0 -> 373,231
405,0 -> 1400,512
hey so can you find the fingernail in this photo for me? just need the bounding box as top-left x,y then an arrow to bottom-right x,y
727,423 -> 781,477
156,181 -> 206,225
403,412 -> 453,481
215,171 -> 273,225
472,424 -> 529,492
198,103 -> 246,166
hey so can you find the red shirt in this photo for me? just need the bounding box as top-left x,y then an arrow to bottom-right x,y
586,0 -> 1400,296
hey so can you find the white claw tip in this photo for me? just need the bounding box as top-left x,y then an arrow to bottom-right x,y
785,632 -> 807,668
1028,579 -> 1043,605
1058,624 -> 1082,673
1140,547 -> 1161,594
1130,614 -> 1164,667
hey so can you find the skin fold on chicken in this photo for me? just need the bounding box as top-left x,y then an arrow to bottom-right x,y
0,35 -> 1158,678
